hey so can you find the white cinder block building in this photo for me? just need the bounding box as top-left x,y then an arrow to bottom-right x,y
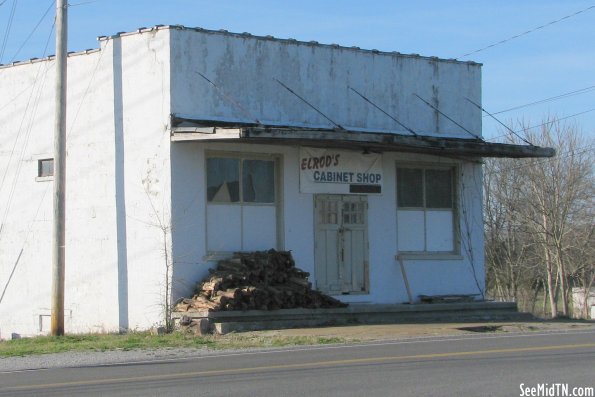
0,26 -> 552,337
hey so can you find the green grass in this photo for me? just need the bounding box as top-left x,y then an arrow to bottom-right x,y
0,331 -> 347,358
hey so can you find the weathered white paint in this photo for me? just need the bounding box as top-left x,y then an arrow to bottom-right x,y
0,29 -> 174,337
0,26 -> 485,338
169,28 -> 482,138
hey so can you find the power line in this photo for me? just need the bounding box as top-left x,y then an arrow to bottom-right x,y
0,19 -> 54,192
485,143 -> 595,175
0,6 -> 103,298
0,183 -> 50,305
69,0 -> 102,6
67,39 -> 107,143
0,20 -> 54,243
465,97 -> 533,146
489,85 -> 595,116
414,93 -> 482,140
0,83 -> 31,111
0,64 -> 51,242
0,0 -> 18,64
457,4 -> 595,60
1,21 -> 104,250
8,0 -> 54,63
485,108 -> 595,142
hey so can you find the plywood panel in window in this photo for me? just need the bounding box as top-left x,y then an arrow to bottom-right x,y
397,210 -> 425,251
242,206 -> 277,250
426,210 -> 454,251
207,205 -> 242,251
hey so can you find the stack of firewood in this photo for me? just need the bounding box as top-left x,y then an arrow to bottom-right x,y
174,250 -> 347,312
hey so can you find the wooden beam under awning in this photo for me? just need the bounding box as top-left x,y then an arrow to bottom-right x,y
170,125 -> 555,159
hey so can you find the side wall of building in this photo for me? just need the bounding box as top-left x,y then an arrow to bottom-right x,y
0,49 -> 123,337
0,29 -> 174,337
106,30 -> 173,331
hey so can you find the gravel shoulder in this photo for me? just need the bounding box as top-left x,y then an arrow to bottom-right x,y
2,320 -> 594,373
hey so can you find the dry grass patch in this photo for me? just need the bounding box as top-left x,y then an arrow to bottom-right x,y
0,331 -> 347,357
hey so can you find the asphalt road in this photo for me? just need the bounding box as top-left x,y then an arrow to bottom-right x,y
1,329 -> 594,397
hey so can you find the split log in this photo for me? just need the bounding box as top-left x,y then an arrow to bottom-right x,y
215,288 -> 242,300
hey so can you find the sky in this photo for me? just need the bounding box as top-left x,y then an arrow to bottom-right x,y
1,0 -> 594,141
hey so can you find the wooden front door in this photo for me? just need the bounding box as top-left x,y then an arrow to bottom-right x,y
314,195 -> 368,294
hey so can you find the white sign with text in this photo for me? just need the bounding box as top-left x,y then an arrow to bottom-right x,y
299,147 -> 383,194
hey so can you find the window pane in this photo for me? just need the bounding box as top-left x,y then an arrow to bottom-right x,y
426,210 -> 454,251
242,206 -> 277,249
397,168 -> 423,207
38,158 -> 54,177
242,159 -> 275,203
322,200 -> 338,224
425,169 -> 452,208
207,158 -> 240,202
397,210 -> 425,251
207,205 -> 242,250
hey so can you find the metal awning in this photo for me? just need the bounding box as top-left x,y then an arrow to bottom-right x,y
170,116 -> 555,159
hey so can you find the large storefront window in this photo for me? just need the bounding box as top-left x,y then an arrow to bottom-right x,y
207,158 -> 276,203
206,155 -> 278,253
396,165 -> 457,253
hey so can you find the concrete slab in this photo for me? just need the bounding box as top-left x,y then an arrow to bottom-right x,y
173,301 -> 534,334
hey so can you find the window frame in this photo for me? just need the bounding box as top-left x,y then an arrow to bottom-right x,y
206,153 -> 278,207
396,162 -> 460,256
36,158 -> 54,182
204,151 -> 283,257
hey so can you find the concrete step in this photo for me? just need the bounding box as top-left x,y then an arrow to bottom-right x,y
173,301 -> 533,334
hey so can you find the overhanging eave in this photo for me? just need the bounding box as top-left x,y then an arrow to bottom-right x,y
170,122 -> 555,159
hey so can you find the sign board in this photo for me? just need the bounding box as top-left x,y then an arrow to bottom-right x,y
299,147 -> 383,194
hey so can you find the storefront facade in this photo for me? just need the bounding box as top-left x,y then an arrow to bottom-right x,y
0,26 -> 552,337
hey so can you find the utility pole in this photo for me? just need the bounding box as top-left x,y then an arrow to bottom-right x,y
51,0 -> 67,336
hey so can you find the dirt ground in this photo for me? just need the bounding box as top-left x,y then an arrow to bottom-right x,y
243,320 -> 595,342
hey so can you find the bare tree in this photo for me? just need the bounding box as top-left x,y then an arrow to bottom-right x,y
484,156 -> 536,305
142,182 -> 174,332
484,118 -> 594,318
